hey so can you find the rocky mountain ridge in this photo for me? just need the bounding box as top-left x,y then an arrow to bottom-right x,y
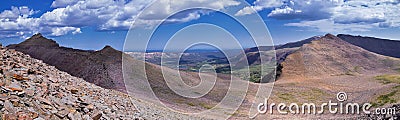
242,34 -> 400,67
7,34 -> 126,92
338,34 -> 400,58
0,46 -> 140,119
280,34 -> 399,79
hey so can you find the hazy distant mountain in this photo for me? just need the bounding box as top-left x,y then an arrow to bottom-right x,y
7,33 -> 126,92
126,51 -> 228,70
244,46 -> 275,53
338,34 -> 400,58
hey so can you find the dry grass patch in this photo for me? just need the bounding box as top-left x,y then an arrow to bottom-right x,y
224,111 -> 239,116
187,102 -> 196,106
372,74 -> 400,107
272,87 -> 330,104
278,93 -> 295,101
301,88 -> 328,102
174,98 -> 185,104
372,88 -> 398,107
375,74 -> 400,84
199,103 -> 213,109
396,68 -> 400,73
185,102 -> 214,109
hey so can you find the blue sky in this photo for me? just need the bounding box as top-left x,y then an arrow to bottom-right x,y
0,0 -> 399,51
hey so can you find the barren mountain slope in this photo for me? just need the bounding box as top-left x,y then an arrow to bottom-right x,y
5,34 -> 244,119
280,34 -> 400,79
0,47 -> 140,119
1,46 -> 211,119
7,34 -> 125,92
260,34 -> 400,119
230,36 -> 322,70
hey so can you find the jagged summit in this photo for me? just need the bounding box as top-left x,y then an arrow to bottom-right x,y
323,33 -> 337,39
96,45 -> 122,59
103,45 -> 113,49
15,33 -> 59,48
99,45 -> 118,52
31,33 -> 43,38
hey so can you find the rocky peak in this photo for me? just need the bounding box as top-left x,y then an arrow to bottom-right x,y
14,33 -> 59,47
17,33 -> 59,48
98,45 -> 121,56
31,33 -> 43,39
100,45 -> 116,51
322,33 -> 339,40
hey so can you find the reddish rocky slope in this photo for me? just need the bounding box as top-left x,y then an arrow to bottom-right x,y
0,46 -> 139,119
7,34 -> 125,92
280,34 -> 399,79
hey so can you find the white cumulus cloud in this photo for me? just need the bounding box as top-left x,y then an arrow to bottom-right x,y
285,19 -> 375,33
51,0 -> 80,8
45,0 -> 239,30
238,0 -> 400,32
0,0 -> 240,39
51,27 -> 81,36
235,0 -> 283,16
0,6 -> 83,38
